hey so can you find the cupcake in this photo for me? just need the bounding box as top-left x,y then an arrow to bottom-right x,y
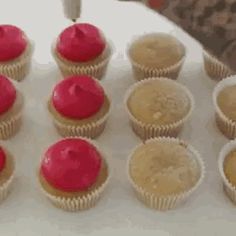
0,75 -> 23,140
213,76 -> 236,139
0,146 -> 15,203
48,75 -> 111,138
52,23 -> 112,80
0,25 -> 33,81
203,50 -> 233,81
39,137 -> 110,211
218,140 -> 236,204
125,77 -> 194,140
128,137 -> 204,211
128,33 -> 186,81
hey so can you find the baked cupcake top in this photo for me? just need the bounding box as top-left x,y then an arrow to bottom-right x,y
217,85 -> 236,121
52,75 -> 105,119
223,149 -> 236,187
129,140 -> 200,196
0,25 -> 27,62
40,138 -> 102,192
0,75 -> 16,115
129,33 -> 185,69
127,79 -> 191,125
56,23 -> 106,62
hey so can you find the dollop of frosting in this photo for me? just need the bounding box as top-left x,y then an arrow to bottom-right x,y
56,23 -> 106,62
0,147 -> 6,172
0,76 -> 16,115
0,25 -> 27,61
52,75 -> 105,119
41,138 -> 102,192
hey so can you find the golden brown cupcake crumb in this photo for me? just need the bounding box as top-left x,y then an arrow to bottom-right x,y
224,150 -> 236,187
129,33 -> 185,69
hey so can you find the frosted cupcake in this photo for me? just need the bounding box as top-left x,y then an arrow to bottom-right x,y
125,77 -> 194,140
0,25 -> 33,81
203,50 -> 233,81
0,146 -> 15,203
48,75 -> 111,138
128,33 -> 186,81
52,23 -> 111,80
128,137 -> 204,211
0,75 -> 23,139
213,76 -> 236,139
39,137 -> 110,211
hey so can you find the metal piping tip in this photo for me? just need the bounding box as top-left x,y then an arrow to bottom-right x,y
72,19 -> 77,22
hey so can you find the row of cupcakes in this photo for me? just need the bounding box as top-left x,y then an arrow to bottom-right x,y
1,134 -> 236,212
0,23 -> 230,83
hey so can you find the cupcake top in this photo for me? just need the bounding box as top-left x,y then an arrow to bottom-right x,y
0,25 -> 27,62
52,75 -> 105,119
129,33 -> 185,69
40,138 -> 102,192
129,140 -> 200,196
56,23 -> 106,62
223,149 -> 236,187
127,79 -> 191,125
0,75 -> 16,115
217,85 -> 236,121
0,147 -> 6,172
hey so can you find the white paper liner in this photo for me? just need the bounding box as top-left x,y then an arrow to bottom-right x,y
52,41 -> 112,80
127,137 -> 205,211
0,41 -> 34,82
203,50 -> 233,81
218,140 -> 236,204
124,77 -> 195,140
213,76 -> 236,139
39,137 -> 110,211
0,171 -> 15,203
0,110 -> 22,140
127,33 -> 186,81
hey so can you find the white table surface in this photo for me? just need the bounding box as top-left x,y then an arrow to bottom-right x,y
0,0 -> 234,235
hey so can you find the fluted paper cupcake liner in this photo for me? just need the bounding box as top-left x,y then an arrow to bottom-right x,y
39,137 -> 110,211
0,171 -> 15,203
0,111 -> 22,140
127,33 -> 186,81
203,50 -> 233,81
213,76 -> 236,139
124,77 -> 194,140
127,137 -> 205,211
218,140 -> 236,204
0,42 -> 34,82
52,41 -> 112,80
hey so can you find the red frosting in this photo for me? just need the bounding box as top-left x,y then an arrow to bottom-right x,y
0,76 -> 16,115
0,147 -> 6,172
52,75 -> 105,119
56,23 -> 106,62
41,138 -> 102,192
0,25 -> 27,61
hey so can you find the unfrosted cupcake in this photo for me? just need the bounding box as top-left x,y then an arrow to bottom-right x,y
213,76 -> 236,139
125,77 -> 194,140
0,25 -> 33,81
128,137 -> 204,211
39,137 -> 110,211
0,75 -> 23,139
128,33 -> 186,81
52,23 -> 111,80
48,75 -> 111,138
218,140 -> 236,204
203,50 -> 233,81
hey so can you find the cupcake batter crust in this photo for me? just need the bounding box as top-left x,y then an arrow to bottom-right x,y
224,150 -> 236,187
127,80 -> 190,125
129,141 -> 200,196
217,85 -> 236,121
129,33 -> 185,69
